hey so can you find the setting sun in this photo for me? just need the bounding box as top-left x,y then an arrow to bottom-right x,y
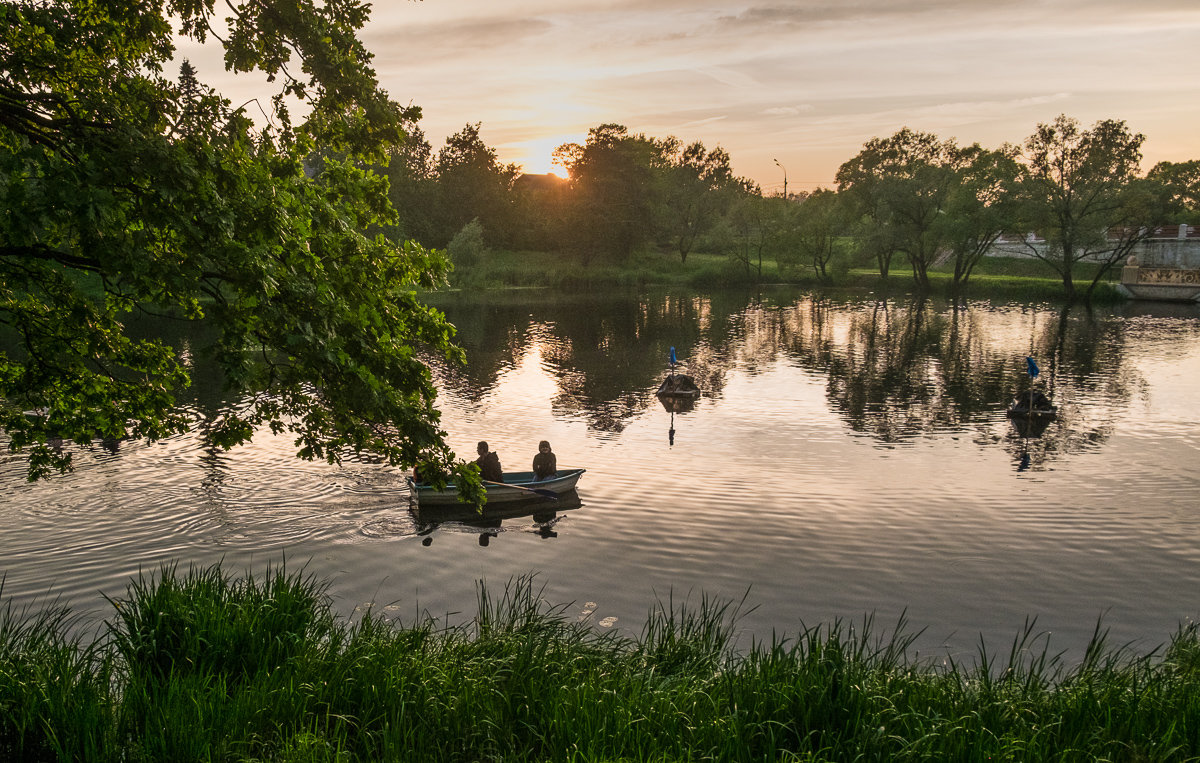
505,133 -> 582,178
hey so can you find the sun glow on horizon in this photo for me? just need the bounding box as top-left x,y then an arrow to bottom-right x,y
506,133 -> 583,178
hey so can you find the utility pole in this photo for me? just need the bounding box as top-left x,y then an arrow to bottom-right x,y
773,158 -> 788,199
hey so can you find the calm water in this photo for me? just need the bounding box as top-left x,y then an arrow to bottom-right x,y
2,288 -> 1199,660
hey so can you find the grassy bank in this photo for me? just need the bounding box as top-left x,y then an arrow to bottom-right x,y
2,564 -> 1197,762
449,248 -> 1124,302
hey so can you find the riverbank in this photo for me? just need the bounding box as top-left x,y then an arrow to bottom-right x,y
449,249 -> 1125,303
3,564 -> 1196,761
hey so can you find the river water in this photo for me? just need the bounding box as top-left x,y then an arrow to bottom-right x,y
2,288 -> 1199,660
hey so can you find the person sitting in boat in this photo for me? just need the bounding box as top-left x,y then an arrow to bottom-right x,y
475,441 -> 503,482
532,440 -> 557,481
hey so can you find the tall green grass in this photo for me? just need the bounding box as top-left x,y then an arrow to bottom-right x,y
0,585 -> 113,761
2,563 -> 1197,761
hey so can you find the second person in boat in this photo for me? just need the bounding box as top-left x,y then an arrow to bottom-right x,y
532,440 -> 557,481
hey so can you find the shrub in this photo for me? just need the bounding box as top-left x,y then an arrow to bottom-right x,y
447,218 -> 489,273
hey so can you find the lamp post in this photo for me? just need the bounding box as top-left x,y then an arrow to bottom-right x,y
773,158 -> 787,199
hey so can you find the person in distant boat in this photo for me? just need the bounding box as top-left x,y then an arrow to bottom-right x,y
532,440 -> 557,481
475,441 -> 503,482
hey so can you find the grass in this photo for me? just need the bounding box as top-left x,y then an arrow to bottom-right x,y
449,248 -> 1124,303
449,248 -> 729,290
2,563 -> 1199,761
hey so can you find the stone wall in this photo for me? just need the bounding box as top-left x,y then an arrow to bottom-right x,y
986,225 -> 1200,268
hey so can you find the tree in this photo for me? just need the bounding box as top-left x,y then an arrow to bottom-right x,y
782,188 -> 848,283
1146,159 -> 1200,220
383,121 -> 438,245
1013,115 -> 1158,301
0,0 -> 478,496
836,128 -> 964,289
554,124 -> 668,264
431,122 -> 519,248
510,172 -> 570,251
724,184 -> 784,281
659,140 -> 738,263
941,146 -> 1022,291
446,217 -> 488,279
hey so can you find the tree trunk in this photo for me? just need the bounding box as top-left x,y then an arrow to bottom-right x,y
1061,268 -> 1076,301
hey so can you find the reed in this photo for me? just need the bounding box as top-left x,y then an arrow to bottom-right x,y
0,584 -> 113,761
2,565 -> 1198,761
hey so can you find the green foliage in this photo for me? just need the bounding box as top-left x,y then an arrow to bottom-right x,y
941,145 -> 1023,291
832,116 -> 1180,302
1147,159 -> 1200,220
384,115 -> 1187,307
658,140 -> 742,263
105,563 -> 338,760
779,188 -> 852,283
446,218 -> 489,281
106,562 -> 329,684
0,0 -> 480,496
1013,114 -> 1162,301
509,173 -> 571,252
430,123 -> 520,247
719,191 -> 794,281
837,128 -> 974,288
382,121 -> 438,244
554,124 -> 672,264
4,565 -> 1200,761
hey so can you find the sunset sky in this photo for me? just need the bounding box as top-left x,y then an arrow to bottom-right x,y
193,0 -> 1200,192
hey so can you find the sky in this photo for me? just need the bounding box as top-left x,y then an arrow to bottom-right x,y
190,0 -> 1200,193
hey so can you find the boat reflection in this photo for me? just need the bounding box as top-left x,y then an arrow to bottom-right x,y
1010,415 -> 1054,440
658,395 -> 696,447
1007,408 -> 1061,472
411,490 -> 583,546
658,394 -> 696,414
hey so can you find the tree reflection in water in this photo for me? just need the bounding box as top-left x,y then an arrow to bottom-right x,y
421,289 -> 1161,472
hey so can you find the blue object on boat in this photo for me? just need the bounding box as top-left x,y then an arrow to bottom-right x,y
1026,356 -> 1039,378
669,346 -> 677,366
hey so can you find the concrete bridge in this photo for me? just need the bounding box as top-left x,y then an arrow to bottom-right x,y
1119,225 -> 1200,302
987,225 -> 1200,302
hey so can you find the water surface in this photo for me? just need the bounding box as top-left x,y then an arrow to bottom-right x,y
2,289 -> 1198,660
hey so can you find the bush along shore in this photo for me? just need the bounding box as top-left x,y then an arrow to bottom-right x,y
2,564 -> 1198,762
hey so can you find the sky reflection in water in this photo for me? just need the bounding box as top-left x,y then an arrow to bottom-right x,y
1,289 -> 1199,660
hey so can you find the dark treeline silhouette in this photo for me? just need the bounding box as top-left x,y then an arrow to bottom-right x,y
380,122 -> 753,267
376,115 -> 1199,302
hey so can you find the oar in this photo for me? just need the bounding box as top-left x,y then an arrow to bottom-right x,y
482,480 -> 558,500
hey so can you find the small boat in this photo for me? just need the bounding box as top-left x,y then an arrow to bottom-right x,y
1006,390 -> 1057,419
406,468 -> 586,507
656,373 -> 701,399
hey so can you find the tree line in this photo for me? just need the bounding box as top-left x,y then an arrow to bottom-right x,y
376,121 -> 751,267
387,115 -> 1200,302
